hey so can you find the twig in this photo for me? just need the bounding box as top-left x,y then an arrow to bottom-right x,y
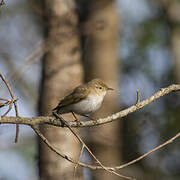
0,98 -> 11,108
0,98 -> 18,116
29,123 -> 180,173
53,112 -> 134,180
111,132 -> 180,170
31,125 -> 75,162
30,124 -> 104,170
0,98 -> 18,106
73,144 -> 85,180
0,73 -> 20,143
136,89 -> 140,105
2,102 -> 13,117
0,98 -> 9,103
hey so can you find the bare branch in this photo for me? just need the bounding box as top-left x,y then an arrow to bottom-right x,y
31,125 -> 75,162
1,84 -> 180,128
0,98 -> 18,116
2,101 -> 13,117
73,144 -> 84,180
53,113 -> 134,180
32,121 -> 180,173
111,132 -> 180,171
0,73 -> 20,143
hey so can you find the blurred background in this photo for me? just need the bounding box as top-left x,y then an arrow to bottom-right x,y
0,0 -> 180,180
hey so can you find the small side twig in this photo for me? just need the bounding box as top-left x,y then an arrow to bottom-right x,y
0,73 -> 20,143
73,144 -> 85,180
0,98 -> 9,107
30,122 -> 180,174
31,125 -> 75,162
112,132 -> 180,170
2,102 -> 13,117
0,98 -> 18,116
136,89 -> 140,105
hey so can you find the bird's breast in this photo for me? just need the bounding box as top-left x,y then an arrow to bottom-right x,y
70,94 -> 104,115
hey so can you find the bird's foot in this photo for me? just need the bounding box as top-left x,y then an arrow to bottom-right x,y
82,114 -> 96,121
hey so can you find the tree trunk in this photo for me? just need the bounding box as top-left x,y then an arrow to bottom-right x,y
172,30 -> 180,82
38,0 -> 83,179
82,1 -> 122,179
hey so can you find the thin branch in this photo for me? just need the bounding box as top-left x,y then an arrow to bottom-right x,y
0,98 -> 18,107
0,99 -> 11,108
0,98 -> 18,116
2,102 -> 13,117
53,112 -> 134,180
31,123 -> 180,172
31,125 -> 76,162
30,124 -> 108,171
73,144 -> 84,180
0,73 -> 20,143
112,132 -> 180,170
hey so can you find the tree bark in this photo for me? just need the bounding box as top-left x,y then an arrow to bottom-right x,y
38,0 -> 83,179
82,1 -> 122,179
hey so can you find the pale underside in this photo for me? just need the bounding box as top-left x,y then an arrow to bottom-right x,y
57,92 -> 106,115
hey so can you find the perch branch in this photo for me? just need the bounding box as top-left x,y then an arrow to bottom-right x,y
1,84 -> 180,128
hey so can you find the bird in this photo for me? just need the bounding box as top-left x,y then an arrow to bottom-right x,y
52,78 -> 113,121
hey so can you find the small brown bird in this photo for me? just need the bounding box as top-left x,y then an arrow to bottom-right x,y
53,79 -> 113,119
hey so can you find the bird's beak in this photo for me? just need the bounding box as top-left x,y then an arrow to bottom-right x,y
108,87 -> 114,91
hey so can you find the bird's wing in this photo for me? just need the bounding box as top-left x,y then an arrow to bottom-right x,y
53,85 -> 89,110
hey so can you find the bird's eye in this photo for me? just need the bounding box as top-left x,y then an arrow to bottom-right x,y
99,87 -> 102,90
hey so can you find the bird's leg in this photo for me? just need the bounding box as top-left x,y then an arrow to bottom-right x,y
71,111 -> 81,126
52,111 -> 66,127
82,114 -> 96,121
